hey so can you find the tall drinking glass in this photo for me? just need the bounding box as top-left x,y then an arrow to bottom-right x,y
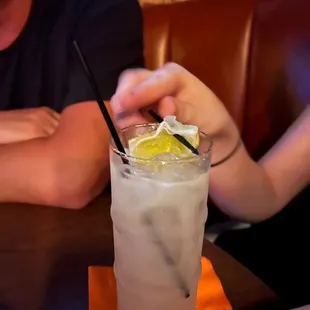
110,123 -> 212,310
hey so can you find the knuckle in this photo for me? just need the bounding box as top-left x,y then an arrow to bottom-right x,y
28,123 -> 43,136
154,62 -> 184,83
151,69 -> 167,82
164,62 -> 180,70
163,62 -> 188,86
118,69 -> 138,83
39,106 -> 50,114
118,68 -> 151,89
40,106 -> 50,111
163,62 -> 184,76
46,128 -> 55,136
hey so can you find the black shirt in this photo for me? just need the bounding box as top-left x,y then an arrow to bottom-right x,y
0,0 -> 144,112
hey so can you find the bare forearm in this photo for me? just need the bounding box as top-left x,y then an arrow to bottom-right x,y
0,136 -> 110,208
209,145 -> 279,223
209,107 -> 309,223
0,138 -> 55,205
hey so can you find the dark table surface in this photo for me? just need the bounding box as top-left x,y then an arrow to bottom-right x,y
0,192 -> 285,310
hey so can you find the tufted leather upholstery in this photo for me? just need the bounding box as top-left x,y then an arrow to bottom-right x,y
141,0 -> 310,159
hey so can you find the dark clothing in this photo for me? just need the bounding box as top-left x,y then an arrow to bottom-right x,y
0,0 -> 144,112
215,186 -> 310,309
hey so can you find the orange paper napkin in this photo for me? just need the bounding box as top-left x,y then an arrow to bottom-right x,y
89,257 -> 232,310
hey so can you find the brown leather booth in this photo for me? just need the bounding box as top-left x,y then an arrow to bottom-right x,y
141,0 -> 310,159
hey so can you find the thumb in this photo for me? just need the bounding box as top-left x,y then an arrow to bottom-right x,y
155,96 -> 177,118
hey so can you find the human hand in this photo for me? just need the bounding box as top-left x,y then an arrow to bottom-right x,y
111,63 -> 238,140
0,107 -> 60,144
111,63 -> 240,161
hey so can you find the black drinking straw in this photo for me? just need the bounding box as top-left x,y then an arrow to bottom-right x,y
73,41 -> 128,164
148,110 -> 199,155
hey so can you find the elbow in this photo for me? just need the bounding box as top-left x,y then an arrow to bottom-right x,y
43,169 -> 110,210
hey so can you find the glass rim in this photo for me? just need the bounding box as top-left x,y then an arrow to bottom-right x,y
110,123 -> 213,164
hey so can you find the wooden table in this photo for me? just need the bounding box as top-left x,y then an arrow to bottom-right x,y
0,192 -> 285,310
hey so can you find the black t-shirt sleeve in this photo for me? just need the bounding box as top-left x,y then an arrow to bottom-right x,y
63,0 -> 144,109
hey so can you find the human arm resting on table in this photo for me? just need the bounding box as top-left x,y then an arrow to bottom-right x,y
0,102 -> 111,208
0,107 -> 60,144
0,0 -> 144,208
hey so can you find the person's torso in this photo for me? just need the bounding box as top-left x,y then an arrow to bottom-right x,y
0,0 -> 115,113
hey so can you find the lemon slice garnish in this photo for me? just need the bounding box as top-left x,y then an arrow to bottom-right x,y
129,116 -> 199,159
